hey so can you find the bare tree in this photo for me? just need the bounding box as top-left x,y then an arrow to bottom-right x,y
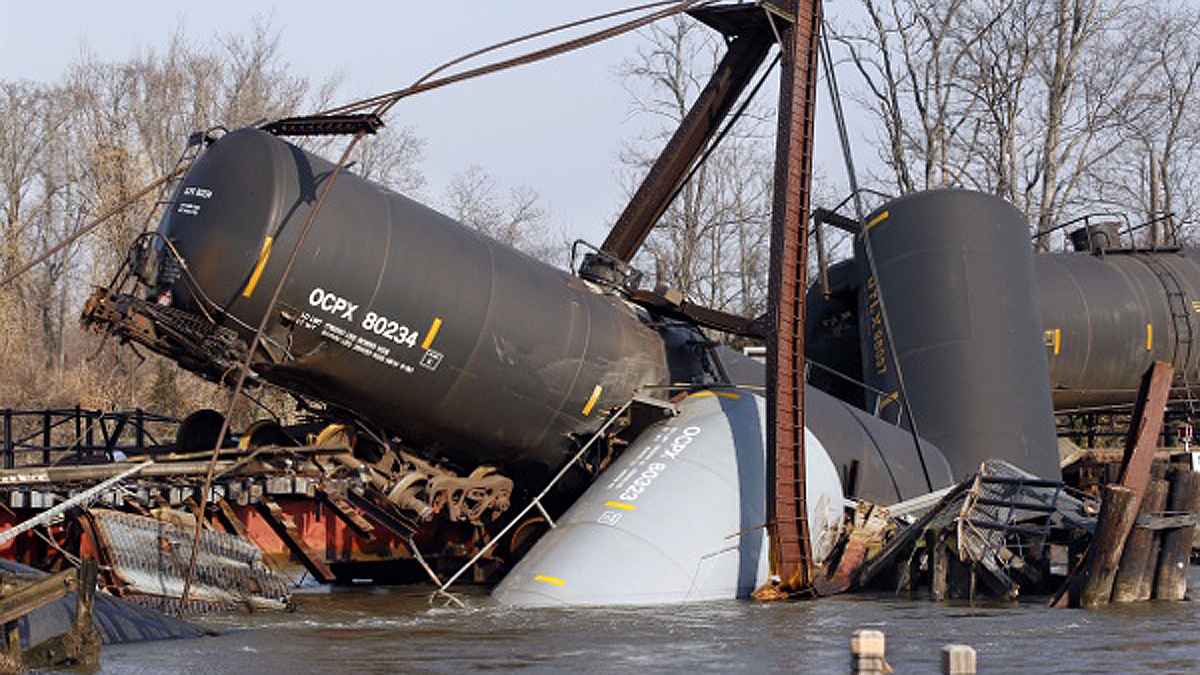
1086,4 -> 1200,244
443,165 -> 559,265
618,16 -> 801,320
351,125 -> 427,196
832,0 -> 1165,243
0,18 -> 418,416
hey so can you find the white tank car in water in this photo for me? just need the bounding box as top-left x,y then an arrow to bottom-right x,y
492,389 -> 844,607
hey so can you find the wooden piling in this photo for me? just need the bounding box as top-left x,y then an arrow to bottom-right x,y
850,629 -> 890,674
1153,468 -> 1200,600
1116,362 -> 1174,505
1138,471 -> 1170,600
1139,527 -> 1164,601
942,644 -> 977,675
946,548 -> 974,602
1080,484 -> 1139,608
1112,479 -> 1168,602
1,620 -> 20,673
20,560 -> 101,671
927,529 -> 947,602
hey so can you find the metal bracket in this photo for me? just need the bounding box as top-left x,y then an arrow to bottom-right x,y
261,114 -> 384,138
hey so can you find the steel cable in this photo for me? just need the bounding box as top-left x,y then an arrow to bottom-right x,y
0,168 -> 185,289
319,0 -> 713,118
180,131 -> 367,602
819,18 -> 933,493
182,0 -> 715,603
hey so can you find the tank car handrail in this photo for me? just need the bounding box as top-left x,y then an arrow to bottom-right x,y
436,398 -> 636,600
1037,212 -> 1132,252
806,358 -> 896,401
1123,211 -> 1179,247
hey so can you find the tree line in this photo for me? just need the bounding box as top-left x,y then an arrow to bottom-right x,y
832,0 -> 1200,248
1,2 -> 1196,419
0,19 -> 554,418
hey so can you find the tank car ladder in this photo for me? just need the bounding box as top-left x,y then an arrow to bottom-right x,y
433,398 -> 639,605
1139,254 -> 1198,419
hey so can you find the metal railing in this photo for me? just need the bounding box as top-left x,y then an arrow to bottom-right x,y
1038,211 -> 1182,253
0,408 -> 178,469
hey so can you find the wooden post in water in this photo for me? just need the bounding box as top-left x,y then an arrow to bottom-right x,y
850,629 -> 889,674
1153,468 -> 1200,600
1080,484 -> 1140,608
1112,479 -> 1169,602
928,529 -> 948,602
1138,467 -> 1171,600
1116,363 -> 1173,504
69,559 -> 100,669
74,560 -> 96,628
0,619 -> 20,672
1139,527 -> 1165,601
942,644 -> 977,675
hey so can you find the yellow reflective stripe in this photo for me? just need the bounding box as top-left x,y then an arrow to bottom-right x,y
241,236 -> 274,298
604,500 -> 637,511
581,385 -> 603,416
689,390 -> 741,400
878,391 -> 899,409
866,211 -> 890,230
1146,323 -> 1153,351
421,317 -> 443,350
534,575 -> 565,587
1053,328 -> 1062,356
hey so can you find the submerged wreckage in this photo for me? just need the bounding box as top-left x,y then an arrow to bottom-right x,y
0,2 -> 1198,638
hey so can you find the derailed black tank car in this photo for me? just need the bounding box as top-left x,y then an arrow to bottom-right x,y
153,128 -> 669,471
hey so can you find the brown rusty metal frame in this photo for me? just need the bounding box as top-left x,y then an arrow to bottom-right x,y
254,497 -> 337,583
764,0 -> 822,591
601,7 -> 775,262
599,1 -> 825,591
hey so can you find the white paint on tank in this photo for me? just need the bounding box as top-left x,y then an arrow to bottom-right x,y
803,426 -> 845,565
492,389 -> 844,607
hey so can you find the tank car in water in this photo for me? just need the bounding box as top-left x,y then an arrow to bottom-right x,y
83,128 -> 958,607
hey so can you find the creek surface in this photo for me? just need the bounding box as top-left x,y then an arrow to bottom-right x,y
97,569 -> 1200,674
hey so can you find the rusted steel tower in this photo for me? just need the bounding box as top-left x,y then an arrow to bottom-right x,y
764,0 -> 822,591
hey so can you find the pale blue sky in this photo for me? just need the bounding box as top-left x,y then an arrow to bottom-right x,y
0,1 -> 860,245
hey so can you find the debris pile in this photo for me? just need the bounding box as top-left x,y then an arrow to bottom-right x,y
0,430 -> 518,613
816,460 -> 1093,602
88,510 -> 291,613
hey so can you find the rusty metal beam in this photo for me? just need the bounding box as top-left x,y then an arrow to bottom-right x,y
764,0 -> 823,592
601,23 -> 773,262
254,498 -> 336,583
214,498 -> 250,539
318,488 -> 377,542
626,289 -> 766,338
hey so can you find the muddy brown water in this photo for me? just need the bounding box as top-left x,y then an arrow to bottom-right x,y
95,569 -> 1200,674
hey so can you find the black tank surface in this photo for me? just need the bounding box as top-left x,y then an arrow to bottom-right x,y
156,128 -> 668,472
805,258 -> 864,407
716,347 -> 953,503
856,189 -> 1060,479
1037,249 -> 1200,408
